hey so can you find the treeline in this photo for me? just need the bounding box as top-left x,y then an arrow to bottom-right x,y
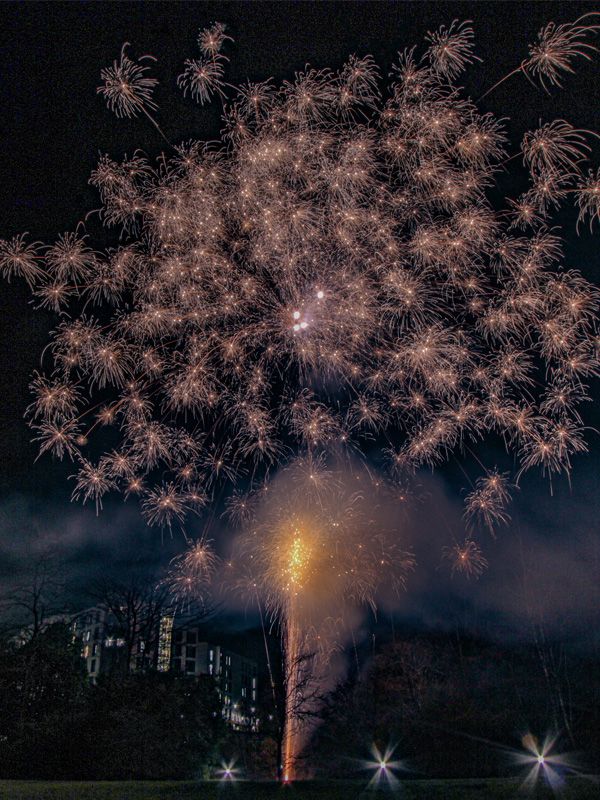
1,619 -> 598,780
0,623 -> 225,779
307,634 -> 600,778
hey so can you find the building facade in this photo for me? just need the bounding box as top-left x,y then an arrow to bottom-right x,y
72,606 -> 259,729
72,607 -> 109,680
168,622 -> 259,729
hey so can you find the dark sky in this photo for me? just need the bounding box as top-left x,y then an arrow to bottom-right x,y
0,1 -> 599,647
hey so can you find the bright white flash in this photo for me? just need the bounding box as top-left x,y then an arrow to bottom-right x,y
217,760 -> 238,781
365,744 -> 404,788
514,732 -> 574,791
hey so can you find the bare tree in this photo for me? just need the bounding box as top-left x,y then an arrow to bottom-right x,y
87,573 -> 172,674
0,546 -> 68,641
275,648 -> 330,781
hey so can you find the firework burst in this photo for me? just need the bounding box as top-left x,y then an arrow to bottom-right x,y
1,16 -> 599,570
443,537 -> 489,579
162,537 -> 218,608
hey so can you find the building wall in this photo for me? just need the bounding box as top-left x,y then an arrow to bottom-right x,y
169,624 -> 259,730
72,607 -> 259,729
72,607 -> 111,680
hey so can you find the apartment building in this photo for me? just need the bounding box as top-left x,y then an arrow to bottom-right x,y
168,622 -> 259,729
72,606 -> 259,729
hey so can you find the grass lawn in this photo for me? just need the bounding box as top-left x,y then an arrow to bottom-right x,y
0,778 -> 598,800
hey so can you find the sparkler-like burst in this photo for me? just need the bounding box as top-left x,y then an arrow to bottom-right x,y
2,17 -> 600,565
162,536 -> 218,608
237,463 -> 413,618
443,537 -> 488,579
234,460 -> 414,780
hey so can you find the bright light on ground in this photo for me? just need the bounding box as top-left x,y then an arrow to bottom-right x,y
216,760 -> 238,781
363,744 -> 404,789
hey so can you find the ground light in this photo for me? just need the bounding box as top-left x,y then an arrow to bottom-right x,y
364,744 -> 405,789
515,732 -> 573,791
216,760 -> 238,781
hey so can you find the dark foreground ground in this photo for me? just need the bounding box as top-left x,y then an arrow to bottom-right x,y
0,778 -> 598,800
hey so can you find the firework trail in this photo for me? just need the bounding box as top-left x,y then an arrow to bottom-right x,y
1,17 -> 599,614
233,458 -> 414,779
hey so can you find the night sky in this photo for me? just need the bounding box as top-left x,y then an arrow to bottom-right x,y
1,1 -> 599,648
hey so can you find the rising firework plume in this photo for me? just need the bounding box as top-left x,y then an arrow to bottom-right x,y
2,17 -> 600,567
234,459 -> 414,780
